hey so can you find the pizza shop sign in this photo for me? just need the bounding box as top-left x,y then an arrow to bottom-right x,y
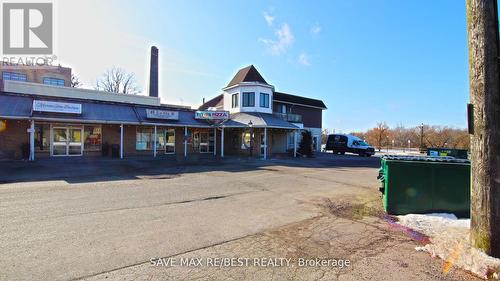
195,111 -> 229,120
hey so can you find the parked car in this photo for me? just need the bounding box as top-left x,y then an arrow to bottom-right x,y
325,134 -> 375,157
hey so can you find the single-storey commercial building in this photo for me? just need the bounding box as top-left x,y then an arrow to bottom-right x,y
0,65 -> 326,161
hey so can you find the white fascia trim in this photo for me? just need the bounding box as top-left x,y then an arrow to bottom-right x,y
273,100 -> 327,110
0,115 -> 30,120
32,117 -> 139,125
0,116 -> 140,125
139,122 -> 211,128
219,125 -> 298,129
0,116 -> 212,127
222,82 -> 275,91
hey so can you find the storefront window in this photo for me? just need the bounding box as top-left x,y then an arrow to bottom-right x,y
156,129 -> 166,151
35,124 -> 50,151
84,126 -> 102,151
137,127 -> 175,152
136,127 -> 154,150
287,132 -> 295,149
165,129 -> 175,153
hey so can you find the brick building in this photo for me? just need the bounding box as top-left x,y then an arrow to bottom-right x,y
0,65 -> 326,160
0,65 -> 72,89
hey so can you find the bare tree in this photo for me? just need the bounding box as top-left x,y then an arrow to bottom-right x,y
350,131 -> 367,141
95,67 -> 140,95
321,128 -> 330,145
365,122 -> 389,151
70,74 -> 81,88
355,124 -> 469,151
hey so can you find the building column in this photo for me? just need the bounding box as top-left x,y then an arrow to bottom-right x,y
29,120 -> 35,161
153,125 -> 157,158
221,127 -> 224,158
213,127 -> 217,156
293,130 -> 297,158
264,127 -> 267,160
120,124 -> 124,159
184,126 -> 188,158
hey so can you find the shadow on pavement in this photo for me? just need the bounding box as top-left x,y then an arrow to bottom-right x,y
0,153 -> 381,184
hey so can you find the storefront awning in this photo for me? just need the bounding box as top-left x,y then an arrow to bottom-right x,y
222,112 -> 299,129
0,92 -> 140,124
0,92 -> 298,129
0,92 -> 215,127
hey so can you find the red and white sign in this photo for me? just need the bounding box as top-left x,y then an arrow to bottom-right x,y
195,111 -> 229,120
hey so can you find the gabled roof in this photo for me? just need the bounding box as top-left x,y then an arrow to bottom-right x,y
274,91 -> 327,109
198,94 -> 223,110
226,65 -> 269,88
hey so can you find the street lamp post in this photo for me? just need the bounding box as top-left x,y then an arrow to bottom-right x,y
420,123 -> 424,152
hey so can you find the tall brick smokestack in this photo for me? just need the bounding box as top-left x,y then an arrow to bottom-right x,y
149,46 -> 159,98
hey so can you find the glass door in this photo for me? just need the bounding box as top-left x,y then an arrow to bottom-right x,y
68,128 -> 83,155
52,126 -> 83,156
199,132 -> 209,153
260,133 -> 267,156
52,127 -> 68,156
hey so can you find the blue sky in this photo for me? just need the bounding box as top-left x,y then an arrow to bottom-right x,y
58,0 -> 469,132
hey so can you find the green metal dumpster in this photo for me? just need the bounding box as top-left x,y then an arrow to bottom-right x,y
378,155 -> 470,218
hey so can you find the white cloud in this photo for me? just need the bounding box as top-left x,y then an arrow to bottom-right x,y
263,12 -> 275,26
259,23 -> 294,55
311,24 -> 321,35
298,52 -> 311,66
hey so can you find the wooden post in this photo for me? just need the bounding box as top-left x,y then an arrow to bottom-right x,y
466,0 -> 500,257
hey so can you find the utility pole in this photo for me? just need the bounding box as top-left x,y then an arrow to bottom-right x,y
466,0 -> 500,257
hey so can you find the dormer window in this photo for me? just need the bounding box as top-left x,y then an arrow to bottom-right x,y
260,93 -> 269,108
231,93 -> 239,108
242,92 -> 255,107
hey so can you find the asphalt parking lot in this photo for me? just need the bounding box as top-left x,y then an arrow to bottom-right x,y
0,154 -> 479,281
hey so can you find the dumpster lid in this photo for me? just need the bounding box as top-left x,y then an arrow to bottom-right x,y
381,155 -> 470,164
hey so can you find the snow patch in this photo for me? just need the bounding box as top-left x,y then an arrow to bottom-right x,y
396,213 -> 500,279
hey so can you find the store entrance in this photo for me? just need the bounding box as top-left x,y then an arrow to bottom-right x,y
52,126 -> 83,156
260,133 -> 268,156
193,131 -> 214,153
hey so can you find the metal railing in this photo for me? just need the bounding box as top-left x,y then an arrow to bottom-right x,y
273,112 -> 302,123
